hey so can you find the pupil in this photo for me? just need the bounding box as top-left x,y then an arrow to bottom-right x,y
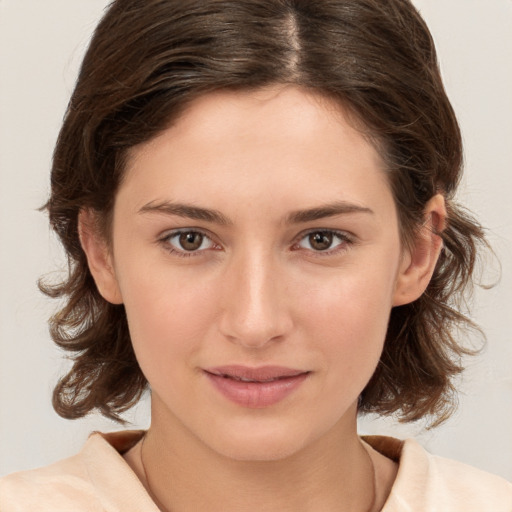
179,232 -> 203,251
310,232 -> 333,251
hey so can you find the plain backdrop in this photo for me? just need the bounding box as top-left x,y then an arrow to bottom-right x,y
1,0 -> 511,479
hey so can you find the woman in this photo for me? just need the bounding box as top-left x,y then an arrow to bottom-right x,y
1,0 -> 510,510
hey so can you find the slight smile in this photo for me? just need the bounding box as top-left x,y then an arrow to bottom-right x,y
204,366 -> 311,408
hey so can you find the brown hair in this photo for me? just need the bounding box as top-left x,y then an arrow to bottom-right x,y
42,0 -> 486,425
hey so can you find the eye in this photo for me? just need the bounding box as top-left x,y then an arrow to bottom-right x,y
160,230 -> 217,255
295,230 -> 352,253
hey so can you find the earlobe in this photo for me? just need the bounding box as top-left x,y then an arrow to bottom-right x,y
78,209 -> 123,305
393,194 -> 446,307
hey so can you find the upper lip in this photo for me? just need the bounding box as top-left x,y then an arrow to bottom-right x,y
204,365 -> 309,382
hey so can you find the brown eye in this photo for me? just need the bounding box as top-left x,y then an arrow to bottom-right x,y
162,230 -> 215,255
296,230 -> 351,254
308,231 -> 334,251
179,232 -> 204,251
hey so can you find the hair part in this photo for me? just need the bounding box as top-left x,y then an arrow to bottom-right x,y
42,0 -> 487,426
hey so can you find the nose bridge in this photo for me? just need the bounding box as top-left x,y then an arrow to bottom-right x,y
219,244 -> 291,347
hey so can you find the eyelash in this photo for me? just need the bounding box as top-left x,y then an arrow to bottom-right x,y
292,229 -> 354,257
157,228 -> 355,258
158,229 -> 219,258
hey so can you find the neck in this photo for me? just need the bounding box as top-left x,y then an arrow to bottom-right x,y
136,402 -> 377,512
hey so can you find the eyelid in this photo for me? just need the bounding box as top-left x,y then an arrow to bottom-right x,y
157,227 -> 220,257
291,228 -> 355,255
155,226 -> 356,258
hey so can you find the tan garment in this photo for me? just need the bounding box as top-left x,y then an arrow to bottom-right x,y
1,430 -> 511,511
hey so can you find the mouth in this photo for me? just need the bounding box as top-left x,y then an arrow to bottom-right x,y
203,365 -> 311,408
205,365 -> 309,381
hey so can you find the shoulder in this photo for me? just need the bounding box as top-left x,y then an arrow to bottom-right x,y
423,447 -> 512,507
0,452 -> 102,511
364,436 -> 512,512
0,430 -> 152,512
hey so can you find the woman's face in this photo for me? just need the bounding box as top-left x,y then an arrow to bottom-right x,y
104,86 -> 410,460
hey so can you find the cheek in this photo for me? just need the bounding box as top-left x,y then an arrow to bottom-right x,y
116,262 -> 220,377
296,261 -> 396,338
294,263 -> 396,382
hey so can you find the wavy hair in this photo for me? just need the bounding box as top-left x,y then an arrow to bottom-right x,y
41,0 -> 487,425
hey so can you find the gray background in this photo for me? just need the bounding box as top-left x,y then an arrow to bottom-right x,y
1,0 -> 511,479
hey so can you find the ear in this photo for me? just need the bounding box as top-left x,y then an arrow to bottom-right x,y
393,194 -> 446,307
78,209 -> 123,305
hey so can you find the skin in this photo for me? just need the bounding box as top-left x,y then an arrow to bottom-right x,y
80,85 -> 445,512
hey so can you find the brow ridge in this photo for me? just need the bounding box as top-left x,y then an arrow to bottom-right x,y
138,201 -> 231,225
287,201 -> 374,223
138,200 -> 373,225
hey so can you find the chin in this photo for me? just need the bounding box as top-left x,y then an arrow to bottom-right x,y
214,436 -> 306,462
202,418 -> 315,462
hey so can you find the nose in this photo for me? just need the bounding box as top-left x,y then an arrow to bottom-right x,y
218,248 -> 293,349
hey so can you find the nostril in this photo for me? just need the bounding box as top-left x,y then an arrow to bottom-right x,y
217,263 -> 293,346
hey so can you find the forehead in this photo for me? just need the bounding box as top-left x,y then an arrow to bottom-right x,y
121,85 -> 393,217
134,86 -> 376,161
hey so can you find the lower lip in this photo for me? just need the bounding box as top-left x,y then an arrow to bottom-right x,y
205,372 -> 309,408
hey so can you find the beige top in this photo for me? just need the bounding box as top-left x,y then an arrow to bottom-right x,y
1,430 -> 511,511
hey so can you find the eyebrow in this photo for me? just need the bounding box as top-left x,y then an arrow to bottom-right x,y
138,200 -> 232,225
138,200 -> 374,225
286,201 -> 374,223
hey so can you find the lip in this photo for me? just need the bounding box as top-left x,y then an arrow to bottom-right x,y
204,365 -> 310,408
